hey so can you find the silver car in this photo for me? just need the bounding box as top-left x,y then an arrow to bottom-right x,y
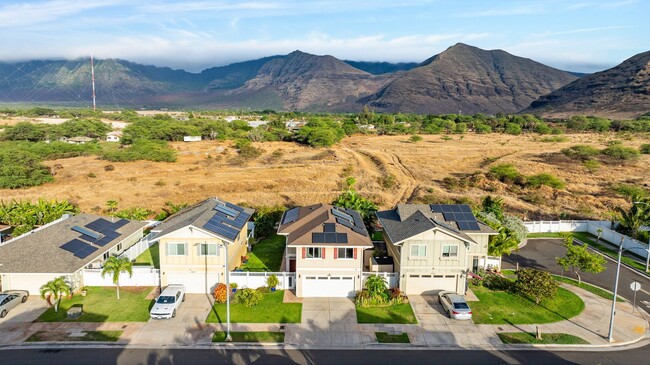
0,290 -> 29,318
438,291 -> 472,320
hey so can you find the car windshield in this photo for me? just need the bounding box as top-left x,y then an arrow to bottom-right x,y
453,302 -> 470,310
156,296 -> 175,304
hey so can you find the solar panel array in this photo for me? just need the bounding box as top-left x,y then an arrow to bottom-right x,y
333,207 -> 369,237
429,204 -> 481,231
312,232 -> 348,244
331,208 -> 353,222
282,207 -> 299,224
202,202 -> 252,240
59,217 -> 132,259
60,238 -> 98,259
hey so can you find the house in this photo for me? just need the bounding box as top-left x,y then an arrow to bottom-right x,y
278,204 -> 373,297
150,198 -> 254,294
183,136 -> 202,142
0,214 -> 146,294
106,131 -> 121,142
66,136 -> 94,144
376,204 -> 497,295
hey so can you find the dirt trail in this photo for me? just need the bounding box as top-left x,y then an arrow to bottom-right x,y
380,148 -> 420,205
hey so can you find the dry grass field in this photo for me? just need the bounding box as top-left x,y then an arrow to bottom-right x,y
1,133 -> 648,219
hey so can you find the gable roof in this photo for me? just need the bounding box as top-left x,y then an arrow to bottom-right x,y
376,204 -> 496,245
152,197 -> 254,242
0,214 -> 146,274
278,204 -> 372,247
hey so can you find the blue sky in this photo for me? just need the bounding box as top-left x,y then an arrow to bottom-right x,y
0,0 -> 646,72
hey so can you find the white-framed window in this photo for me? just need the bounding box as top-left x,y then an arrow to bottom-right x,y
103,252 -> 110,260
167,242 -> 187,256
442,244 -> 459,258
410,244 -> 427,257
338,248 -> 354,259
307,247 -> 322,258
117,243 -> 122,251
198,243 -> 218,256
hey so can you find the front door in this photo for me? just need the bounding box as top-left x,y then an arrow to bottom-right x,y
289,259 -> 296,272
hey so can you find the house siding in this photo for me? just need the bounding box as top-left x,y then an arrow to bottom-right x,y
294,245 -> 365,297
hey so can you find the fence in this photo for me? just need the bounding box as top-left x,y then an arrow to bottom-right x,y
524,220 -> 649,260
229,271 -> 295,290
361,272 -> 398,289
82,266 -> 160,287
119,232 -> 157,261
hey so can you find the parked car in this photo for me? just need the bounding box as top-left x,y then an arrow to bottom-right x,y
150,284 -> 185,319
438,291 -> 472,320
0,290 -> 29,318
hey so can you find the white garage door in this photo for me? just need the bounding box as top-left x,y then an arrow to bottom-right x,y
166,272 -> 220,294
405,274 -> 457,295
301,276 -> 355,297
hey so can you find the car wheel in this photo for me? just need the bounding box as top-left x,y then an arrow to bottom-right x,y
172,309 -> 176,318
0,310 -> 7,318
182,295 -> 185,302
21,296 -> 28,303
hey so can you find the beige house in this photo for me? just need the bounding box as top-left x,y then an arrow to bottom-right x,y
151,198 -> 253,294
0,214 -> 145,295
278,204 -> 373,297
376,204 -> 496,295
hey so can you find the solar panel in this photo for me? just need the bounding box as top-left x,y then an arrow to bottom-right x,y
203,222 -> 239,240
85,218 -> 112,232
324,233 -> 337,243
336,218 -> 354,229
95,231 -> 120,246
61,239 -> 98,259
441,212 -> 454,221
349,210 -> 365,227
231,212 -> 251,228
282,208 -> 299,224
331,208 -> 353,222
323,223 -> 336,232
352,226 -> 368,236
336,233 -> 348,243
71,226 -> 102,240
214,204 -> 239,217
312,232 -> 325,243
430,204 -> 443,213
108,219 -> 129,231
441,205 -> 454,213
74,245 -> 98,259
459,205 -> 472,213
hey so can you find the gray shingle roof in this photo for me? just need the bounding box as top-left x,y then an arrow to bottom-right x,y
152,197 -> 254,242
0,214 -> 146,274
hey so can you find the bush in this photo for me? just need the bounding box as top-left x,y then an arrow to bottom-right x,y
483,274 -> 512,291
488,164 -> 524,185
267,274 -> 279,289
601,145 -> 640,161
561,145 -> 600,160
527,173 -> 565,189
505,123 -> 522,135
234,139 -> 262,159
583,159 -> 600,173
0,149 -> 53,189
409,135 -> 423,143
101,139 -> 177,162
233,288 -> 262,307
640,144 -> 650,154
514,268 -> 558,305
214,283 -> 228,303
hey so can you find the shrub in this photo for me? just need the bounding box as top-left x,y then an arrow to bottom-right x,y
561,145 -> 599,160
214,283 -> 228,303
601,145 -> 640,161
233,288 -> 262,307
0,149 -> 53,189
583,159 -> 600,173
514,268 -> 558,305
505,123 -> 522,135
483,274 -> 512,291
257,286 -> 271,294
267,274 -> 279,289
379,174 -> 397,189
527,173 -> 565,189
409,135 -> 423,143
640,144 -> 650,154
475,124 -> 492,134
101,139 -> 177,162
540,136 -> 569,143
104,165 -> 115,172
488,164 -> 524,185
234,139 -> 262,159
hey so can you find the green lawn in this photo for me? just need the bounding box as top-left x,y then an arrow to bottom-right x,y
552,275 -> 624,302
212,331 -> 285,342
36,286 -> 154,322
375,332 -> 410,343
469,285 -> 584,325
206,290 -> 301,323
356,303 -> 418,324
133,243 -> 160,269
371,232 -> 384,241
497,332 -> 589,345
527,232 -> 568,239
571,232 -> 649,273
26,330 -> 123,342
239,234 -> 285,271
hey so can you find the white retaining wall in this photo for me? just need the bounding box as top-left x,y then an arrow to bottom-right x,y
229,272 -> 295,290
82,266 -> 160,287
361,272 -> 398,289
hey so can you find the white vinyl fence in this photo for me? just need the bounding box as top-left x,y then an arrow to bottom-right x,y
362,272 -> 398,289
524,220 -> 649,260
119,232 -> 157,261
82,266 -> 160,287
229,271 -> 295,290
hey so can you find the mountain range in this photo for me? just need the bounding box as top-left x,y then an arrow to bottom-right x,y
0,43 -> 647,117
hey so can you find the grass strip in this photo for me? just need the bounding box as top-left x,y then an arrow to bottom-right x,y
356,303 -> 418,324
26,330 -> 123,342
375,332 -> 410,343
498,332 -> 588,345
212,331 -> 284,342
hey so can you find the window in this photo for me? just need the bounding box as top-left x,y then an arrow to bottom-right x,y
410,244 -> 427,257
103,252 -> 110,260
338,248 -> 354,259
117,243 -> 122,251
167,243 -> 187,256
306,247 -> 322,258
442,245 -> 458,258
198,243 -> 218,256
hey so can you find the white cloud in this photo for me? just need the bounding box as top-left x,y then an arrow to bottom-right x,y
455,4 -> 545,17
533,25 -> 634,37
0,0 -> 122,28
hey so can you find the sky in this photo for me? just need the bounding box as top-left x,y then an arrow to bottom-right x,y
0,0 -> 647,73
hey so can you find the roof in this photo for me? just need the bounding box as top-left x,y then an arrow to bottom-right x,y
152,198 -> 254,242
376,204 -> 496,245
0,214 -> 146,274
277,204 -> 372,247
67,136 -> 94,142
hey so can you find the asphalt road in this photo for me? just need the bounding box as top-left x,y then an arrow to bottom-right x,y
2,347 -> 650,365
503,238 -> 650,313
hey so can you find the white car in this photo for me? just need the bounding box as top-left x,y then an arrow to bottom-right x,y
438,291 -> 472,320
150,284 -> 185,319
0,290 -> 29,318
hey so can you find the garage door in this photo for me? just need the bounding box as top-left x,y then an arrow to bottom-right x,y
405,274 -> 457,295
166,272 -> 220,294
301,276 -> 355,297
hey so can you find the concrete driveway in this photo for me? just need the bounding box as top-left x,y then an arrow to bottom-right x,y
0,296 -> 48,325
131,294 -> 215,346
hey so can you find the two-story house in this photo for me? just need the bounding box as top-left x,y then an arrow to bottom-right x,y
278,204 -> 373,297
151,198 -> 253,294
376,204 -> 496,295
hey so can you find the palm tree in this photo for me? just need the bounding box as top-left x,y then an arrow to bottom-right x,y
40,277 -> 71,312
616,197 -> 650,240
101,256 -> 133,299
488,226 -> 519,257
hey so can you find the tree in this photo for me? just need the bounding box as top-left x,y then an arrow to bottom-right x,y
514,268 -> 558,305
556,237 -> 606,284
332,189 -> 378,226
364,274 -> 388,299
616,197 -> 650,239
40,277 -> 71,312
482,196 -> 504,221
101,256 -> 133,299
488,226 -> 519,256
